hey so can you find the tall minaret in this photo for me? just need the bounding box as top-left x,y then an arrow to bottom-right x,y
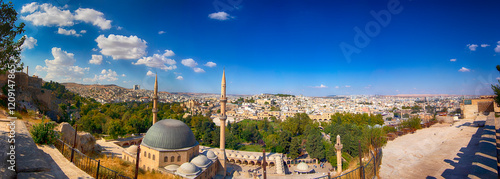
219,69 -> 227,176
152,74 -> 158,125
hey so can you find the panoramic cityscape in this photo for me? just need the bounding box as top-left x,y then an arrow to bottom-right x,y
1,0 -> 500,179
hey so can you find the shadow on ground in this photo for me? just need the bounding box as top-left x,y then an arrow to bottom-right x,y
438,125 -> 482,178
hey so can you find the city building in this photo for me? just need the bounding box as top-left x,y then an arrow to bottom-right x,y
133,85 -> 140,90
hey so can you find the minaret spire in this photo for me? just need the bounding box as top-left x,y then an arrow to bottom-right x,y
219,69 -> 227,176
152,74 -> 158,125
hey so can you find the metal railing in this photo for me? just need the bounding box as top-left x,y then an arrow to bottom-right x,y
325,148 -> 382,179
54,139 -> 132,179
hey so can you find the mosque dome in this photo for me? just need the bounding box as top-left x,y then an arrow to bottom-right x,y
126,145 -> 138,154
191,155 -> 212,168
177,162 -> 201,175
164,164 -> 179,172
206,150 -> 217,160
297,162 -> 309,171
142,119 -> 198,149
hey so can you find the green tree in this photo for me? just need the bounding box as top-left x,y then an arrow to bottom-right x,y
280,113 -> 312,135
0,1 -> 25,73
305,126 -> 324,162
276,130 -> 291,153
288,136 -> 302,159
105,120 -> 126,139
492,65 -> 500,105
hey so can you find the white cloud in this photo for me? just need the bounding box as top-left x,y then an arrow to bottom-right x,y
80,30 -> 87,34
497,77 -> 500,80
163,50 -> 175,57
481,44 -> 490,48
146,70 -> 155,77
21,3 -> 74,27
181,58 -> 198,67
21,36 -> 37,50
450,58 -> 456,62
312,84 -> 328,88
21,2 -> 39,14
83,69 -> 118,82
458,67 -> 470,72
335,86 -> 339,89
117,26 -> 123,30
467,44 -> 478,51
208,12 -> 232,20
95,34 -> 147,60
495,41 -> 500,53
121,74 -> 126,77
57,28 -> 81,37
21,3 -> 112,30
89,55 -> 103,65
74,8 -> 112,30
92,48 -> 98,51
133,53 -> 177,71
204,61 -> 217,68
176,76 -> 184,80
36,47 -> 89,82
158,31 -> 166,35
345,85 -> 351,88
193,67 -> 205,73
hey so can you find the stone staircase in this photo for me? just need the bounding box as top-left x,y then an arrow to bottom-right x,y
275,154 -> 285,175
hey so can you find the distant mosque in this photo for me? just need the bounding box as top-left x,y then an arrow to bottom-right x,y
122,71 -> 229,178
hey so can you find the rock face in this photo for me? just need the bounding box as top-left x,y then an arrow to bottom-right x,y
56,122 -> 100,154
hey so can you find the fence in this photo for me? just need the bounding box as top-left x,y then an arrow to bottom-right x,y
54,139 -> 132,179
315,148 -> 382,179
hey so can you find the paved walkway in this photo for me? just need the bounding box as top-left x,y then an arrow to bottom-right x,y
37,145 -> 94,179
0,118 -> 93,179
380,118 -> 481,178
96,138 -> 124,157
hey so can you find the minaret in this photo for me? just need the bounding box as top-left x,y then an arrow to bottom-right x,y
152,74 -> 158,125
219,69 -> 227,176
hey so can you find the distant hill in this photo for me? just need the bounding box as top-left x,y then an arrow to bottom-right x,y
61,82 -> 129,90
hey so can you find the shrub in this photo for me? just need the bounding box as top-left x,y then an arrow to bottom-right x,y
30,122 -> 58,145
400,117 -> 422,130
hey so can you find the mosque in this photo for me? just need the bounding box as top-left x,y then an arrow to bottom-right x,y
122,71 -> 229,178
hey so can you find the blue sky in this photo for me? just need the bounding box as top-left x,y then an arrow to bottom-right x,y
14,0 -> 500,96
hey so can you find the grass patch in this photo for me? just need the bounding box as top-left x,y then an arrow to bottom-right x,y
240,144 -> 264,152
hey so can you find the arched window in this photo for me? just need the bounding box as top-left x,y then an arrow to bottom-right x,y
177,156 -> 181,162
144,151 -> 146,157
148,153 -> 151,159
164,156 -> 168,162
153,154 -> 155,161
171,156 -> 174,162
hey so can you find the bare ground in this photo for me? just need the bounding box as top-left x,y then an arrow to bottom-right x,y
379,118 -> 481,179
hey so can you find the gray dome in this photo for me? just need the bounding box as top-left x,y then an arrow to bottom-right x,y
297,162 -> 309,171
191,155 -> 212,168
177,162 -> 200,175
164,164 -> 179,172
142,119 -> 198,150
206,151 -> 217,160
126,145 -> 138,154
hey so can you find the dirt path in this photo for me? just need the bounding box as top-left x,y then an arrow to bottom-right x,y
379,119 -> 480,178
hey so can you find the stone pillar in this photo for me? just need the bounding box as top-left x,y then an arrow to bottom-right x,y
335,135 -> 343,173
